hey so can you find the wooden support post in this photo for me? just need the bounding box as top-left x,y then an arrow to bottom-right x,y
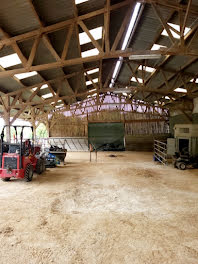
32,121 -> 37,140
45,117 -> 50,137
30,108 -> 37,140
4,110 -> 11,142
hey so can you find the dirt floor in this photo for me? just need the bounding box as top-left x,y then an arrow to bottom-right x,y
0,151 -> 198,264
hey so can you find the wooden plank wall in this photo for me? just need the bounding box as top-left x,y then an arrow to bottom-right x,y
49,111 -> 169,151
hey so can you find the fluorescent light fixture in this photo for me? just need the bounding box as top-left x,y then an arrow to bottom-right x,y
138,65 -> 155,72
165,96 -> 170,99
190,78 -> 198,83
112,60 -> 122,79
174,88 -> 187,93
113,88 -> 132,94
75,0 -> 88,4
79,27 -> 102,45
86,78 -> 98,86
86,68 -> 99,75
32,84 -> 48,91
161,23 -> 191,39
109,2 -> 142,88
131,77 -> 143,83
15,71 -> 38,80
81,48 -> 99,58
122,92 -> 128,96
151,44 -> 167,50
91,93 -> 97,97
129,54 -> 162,60
0,53 -> 21,68
122,3 -> 141,50
42,93 -> 53,99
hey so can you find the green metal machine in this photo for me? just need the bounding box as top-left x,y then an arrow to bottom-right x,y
167,124 -> 198,170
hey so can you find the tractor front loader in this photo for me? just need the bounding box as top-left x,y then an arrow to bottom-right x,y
0,125 -> 45,182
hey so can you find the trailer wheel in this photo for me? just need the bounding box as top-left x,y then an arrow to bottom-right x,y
174,161 -> 178,168
2,177 -> 10,182
24,164 -> 33,182
179,162 -> 186,170
42,160 -> 46,172
36,159 -> 43,174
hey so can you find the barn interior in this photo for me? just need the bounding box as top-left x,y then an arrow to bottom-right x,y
0,0 -> 198,263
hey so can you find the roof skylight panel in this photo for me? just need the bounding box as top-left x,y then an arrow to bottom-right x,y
86,78 -> 98,86
190,78 -> 198,83
138,65 -> 155,73
131,77 -> 143,83
32,84 -> 48,91
174,88 -> 187,93
15,71 -> 38,80
81,48 -> 99,58
42,93 -> 53,99
151,44 -> 167,50
75,0 -> 89,4
79,27 -> 102,45
86,68 -> 99,75
161,23 -> 191,39
0,53 -> 21,68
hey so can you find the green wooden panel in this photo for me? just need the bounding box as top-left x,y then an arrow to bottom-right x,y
88,123 -> 125,151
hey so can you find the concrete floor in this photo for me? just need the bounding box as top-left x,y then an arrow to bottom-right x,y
0,151 -> 198,264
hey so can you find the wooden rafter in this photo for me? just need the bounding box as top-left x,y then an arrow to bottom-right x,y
8,82 -> 194,111
26,35 -> 41,68
151,3 -> 175,44
1,47 -> 196,79
0,0 -> 197,118
0,27 -> 55,110
85,72 -> 99,91
143,11 -> 198,96
111,5 -> 133,51
104,0 -> 110,52
140,0 -> 198,16
78,20 -> 103,53
61,24 -> 74,60
181,0 -> 192,37
0,1 -> 132,47
10,87 -> 41,124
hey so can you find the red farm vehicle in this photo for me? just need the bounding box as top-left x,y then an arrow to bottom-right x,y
0,125 -> 45,182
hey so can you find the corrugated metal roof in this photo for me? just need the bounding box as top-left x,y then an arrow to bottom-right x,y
0,76 -> 22,93
0,0 -> 197,110
0,0 -> 39,35
77,0 -> 106,16
33,0 -> 74,26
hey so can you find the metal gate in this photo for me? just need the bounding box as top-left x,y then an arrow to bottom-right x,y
36,137 -> 88,152
154,140 -> 167,165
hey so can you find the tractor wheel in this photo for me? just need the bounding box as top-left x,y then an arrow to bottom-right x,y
36,159 -> 43,175
42,160 -> 46,172
40,159 -> 45,173
174,161 -> 178,168
24,164 -> 33,182
1,177 -> 10,182
179,162 -> 187,170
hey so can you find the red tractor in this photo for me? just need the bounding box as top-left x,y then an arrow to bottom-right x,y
0,125 -> 45,182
